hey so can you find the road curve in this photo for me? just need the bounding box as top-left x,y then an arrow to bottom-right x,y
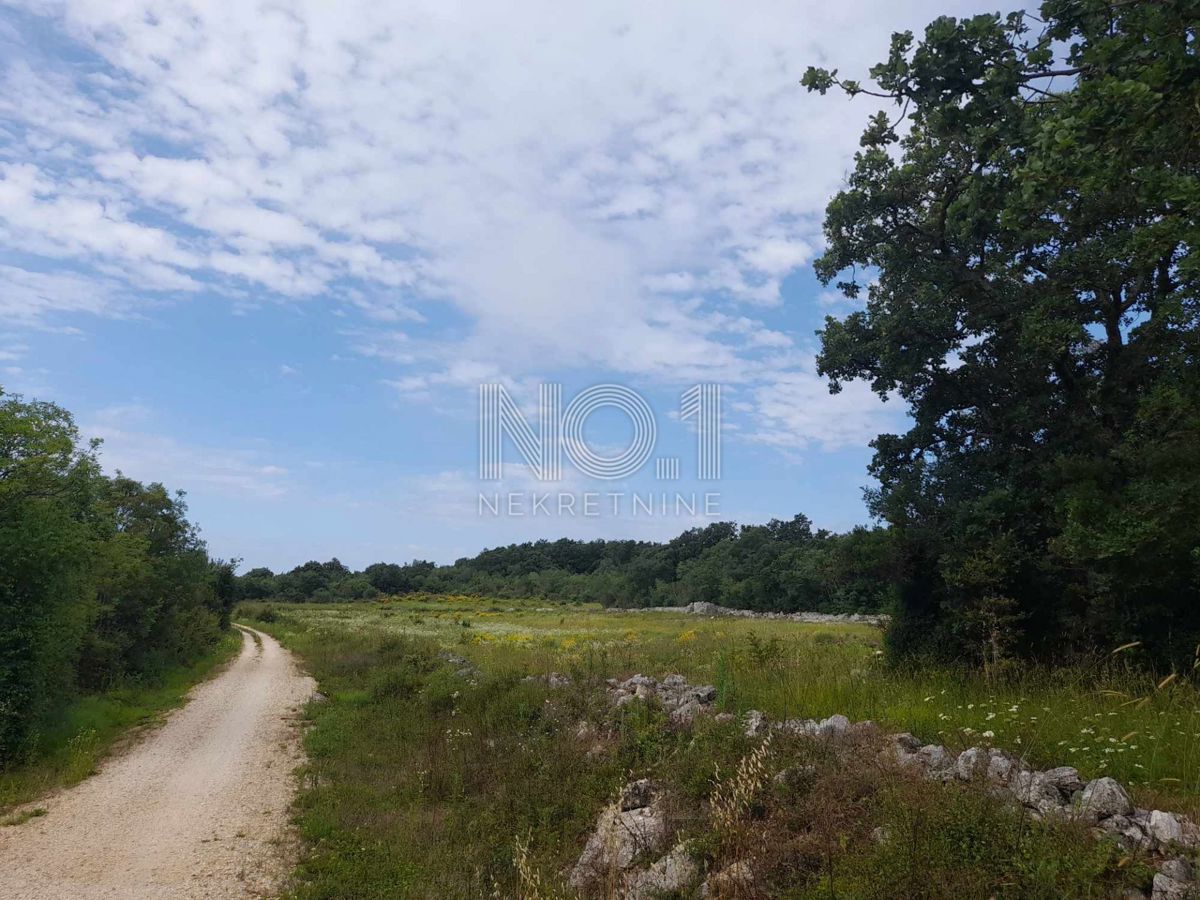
0,626 -> 314,899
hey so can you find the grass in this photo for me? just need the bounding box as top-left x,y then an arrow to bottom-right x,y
0,629 -> 242,813
243,597 -> 1200,898
248,596 -> 1200,812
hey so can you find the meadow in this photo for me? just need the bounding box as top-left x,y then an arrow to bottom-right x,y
243,596 -> 1200,898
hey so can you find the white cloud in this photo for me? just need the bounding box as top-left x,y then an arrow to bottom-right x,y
750,360 -> 902,452
84,406 -> 290,499
0,0 -> 989,445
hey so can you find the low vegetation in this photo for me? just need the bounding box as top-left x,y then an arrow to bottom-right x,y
248,597 -> 1200,897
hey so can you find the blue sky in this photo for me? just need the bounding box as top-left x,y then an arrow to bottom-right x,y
0,0 -> 991,571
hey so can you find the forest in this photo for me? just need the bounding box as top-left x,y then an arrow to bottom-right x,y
234,518 -> 897,612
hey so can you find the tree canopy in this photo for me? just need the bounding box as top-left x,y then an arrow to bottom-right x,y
0,390 -> 233,766
804,0 -> 1200,664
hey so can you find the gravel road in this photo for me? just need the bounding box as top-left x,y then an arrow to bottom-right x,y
0,626 -> 315,899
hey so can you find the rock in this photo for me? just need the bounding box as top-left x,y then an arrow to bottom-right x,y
1149,810 -> 1186,846
621,674 -> 657,691
620,779 -> 654,811
687,684 -> 718,704
871,825 -> 891,844
615,693 -> 638,708
635,683 -> 656,701
743,710 -> 768,738
687,601 -> 728,618
818,714 -> 852,736
438,652 -> 481,680
661,674 -> 688,689
1151,872 -> 1195,900
703,860 -> 754,897
626,843 -> 699,899
1100,815 -> 1152,850
670,699 -> 703,726
1011,770 -> 1065,812
891,732 -> 921,751
569,787 -> 670,890
918,744 -> 956,780
1076,777 -> 1134,823
574,720 -> 595,741
777,718 -> 819,737
955,747 -> 984,781
1041,766 -> 1084,797
311,691 -> 329,704
547,671 -> 572,688
1160,858 -> 1193,883
714,712 -> 735,725
986,749 -> 1023,785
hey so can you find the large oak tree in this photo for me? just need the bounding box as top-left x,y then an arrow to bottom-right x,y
804,0 -> 1200,664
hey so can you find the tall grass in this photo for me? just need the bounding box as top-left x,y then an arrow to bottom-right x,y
245,598 -> 1200,812
249,601 -> 1158,898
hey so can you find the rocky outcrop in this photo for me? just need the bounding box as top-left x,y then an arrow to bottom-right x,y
569,780 -> 677,896
606,673 -> 718,723
625,843 -> 699,899
568,674 -> 1199,897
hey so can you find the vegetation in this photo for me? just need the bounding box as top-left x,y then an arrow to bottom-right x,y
0,630 -> 240,812
250,596 -> 1190,897
235,518 -> 898,613
802,0 -> 1200,666
0,390 -> 236,770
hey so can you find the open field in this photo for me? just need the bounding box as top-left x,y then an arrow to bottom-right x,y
243,596 -> 1200,898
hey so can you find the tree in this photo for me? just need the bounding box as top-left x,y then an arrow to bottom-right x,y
1,390 -> 230,765
0,392 -> 98,762
804,1 -> 1200,662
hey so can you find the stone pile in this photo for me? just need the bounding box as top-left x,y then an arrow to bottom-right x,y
559,672 -> 1198,898
606,673 -> 720,726
744,707 -> 1200,900
613,600 -> 889,627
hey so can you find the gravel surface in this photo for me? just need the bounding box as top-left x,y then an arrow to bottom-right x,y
0,626 -> 315,899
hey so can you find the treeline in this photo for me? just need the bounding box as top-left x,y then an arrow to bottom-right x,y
0,392 -> 235,767
237,516 -> 897,613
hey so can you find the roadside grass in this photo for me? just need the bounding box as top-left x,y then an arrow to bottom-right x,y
0,629 -> 242,813
249,601 -> 1157,898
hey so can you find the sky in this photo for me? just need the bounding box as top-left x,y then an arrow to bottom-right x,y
0,0 -> 995,571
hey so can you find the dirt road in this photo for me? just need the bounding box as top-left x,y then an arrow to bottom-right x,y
0,626 -> 314,899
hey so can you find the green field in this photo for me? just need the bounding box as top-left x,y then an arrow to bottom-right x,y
244,596 -> 1200,898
